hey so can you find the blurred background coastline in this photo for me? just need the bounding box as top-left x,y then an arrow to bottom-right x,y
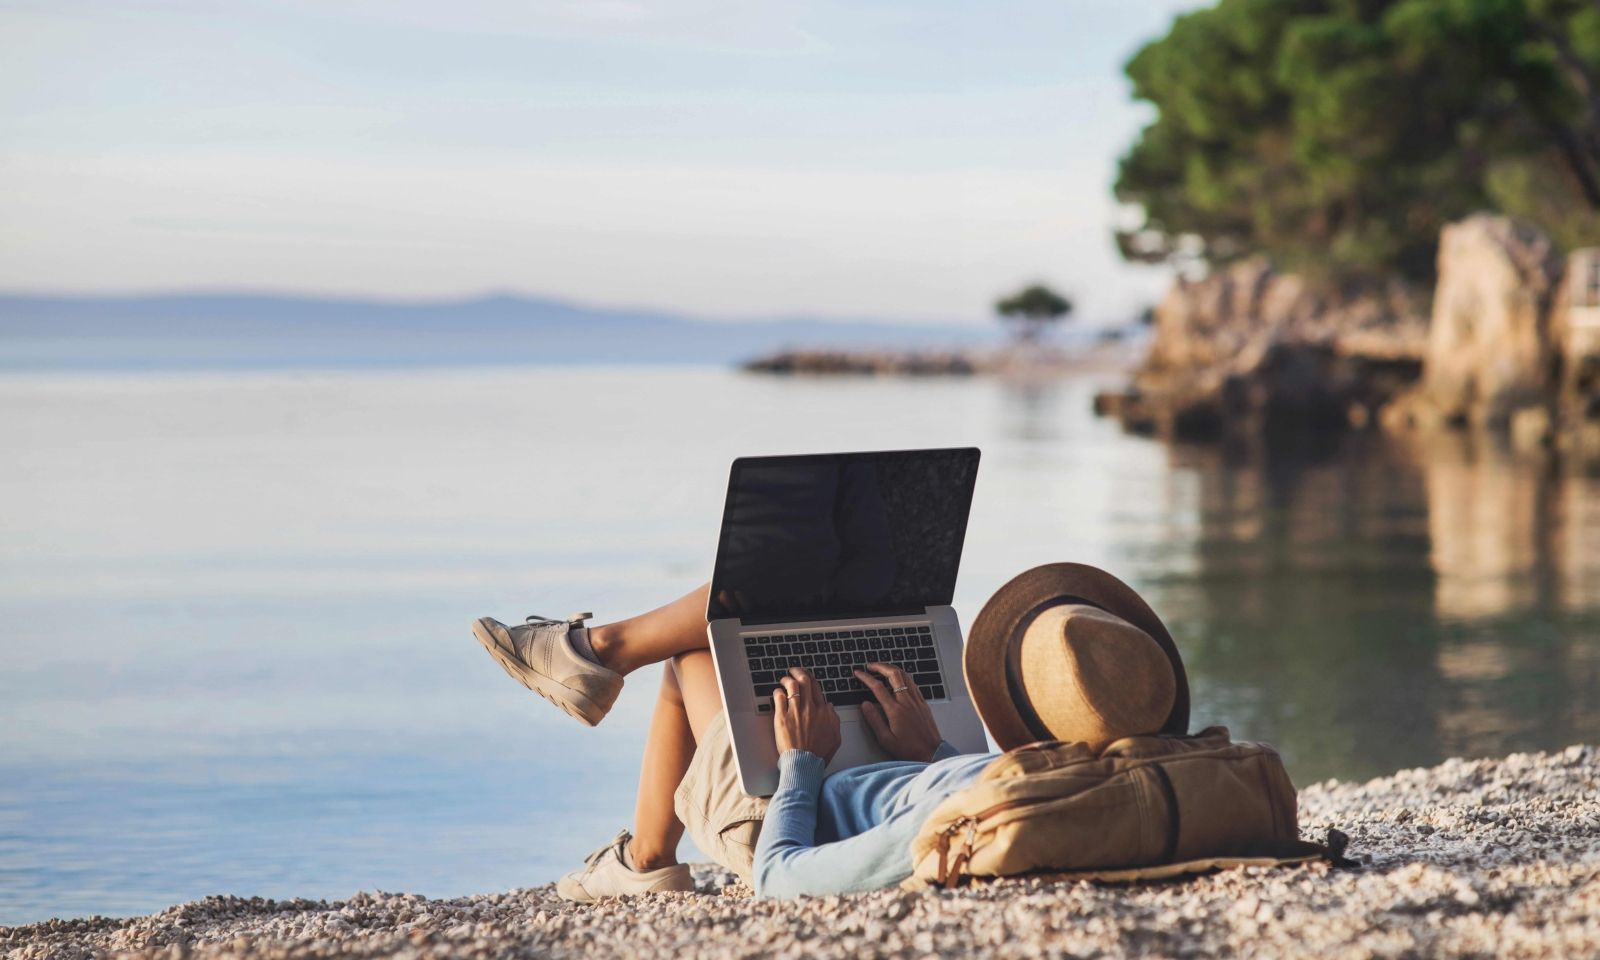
3,0 -> 1599,927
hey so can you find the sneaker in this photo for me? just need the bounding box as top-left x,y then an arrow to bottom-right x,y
556,830 -> 694,902
470,611 -> 623,727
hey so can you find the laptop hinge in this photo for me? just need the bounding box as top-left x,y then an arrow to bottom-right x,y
736,607 -> 931,627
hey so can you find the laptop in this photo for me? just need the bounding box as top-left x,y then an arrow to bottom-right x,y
705,447 -> 990,796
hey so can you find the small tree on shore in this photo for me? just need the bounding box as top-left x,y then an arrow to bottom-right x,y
996,284 -> 1073,343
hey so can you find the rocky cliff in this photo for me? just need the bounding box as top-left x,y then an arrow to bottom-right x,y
1417,216 -> 1562,429
1095,259 -> 1428,440
1098,214 -> 1600,453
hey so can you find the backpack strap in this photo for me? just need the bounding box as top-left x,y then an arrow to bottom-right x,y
932,825 -> 1360,889
1280,827 -> 1361,868
1149,764 -> 1182,863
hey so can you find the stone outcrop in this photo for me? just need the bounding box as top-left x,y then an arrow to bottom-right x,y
1552,249 -> 1600,449
1099,214 -> 1600,451
1098,259 -> 1428,440
1419,215 -> 1563,429
1384,221 -> 1600,451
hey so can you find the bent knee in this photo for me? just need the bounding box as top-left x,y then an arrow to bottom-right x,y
659,650 -> 715,709
672,649 -> 713,673
671,649 -> 723,736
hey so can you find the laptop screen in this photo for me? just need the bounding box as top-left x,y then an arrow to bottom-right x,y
706,448 -> 980,623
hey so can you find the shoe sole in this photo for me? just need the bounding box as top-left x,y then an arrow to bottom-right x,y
471,618 -> 604,727
555,873 -> 596,903
555,871 -> 694,902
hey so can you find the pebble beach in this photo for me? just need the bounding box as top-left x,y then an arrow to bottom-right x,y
7,744 -> 1597,960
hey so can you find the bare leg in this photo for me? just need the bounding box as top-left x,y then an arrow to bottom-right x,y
590,583 -> 711,676
627,649 -> 724,869
673,649 -> 723,739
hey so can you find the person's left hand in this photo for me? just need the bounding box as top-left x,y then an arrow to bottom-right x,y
854,663 -> 943,762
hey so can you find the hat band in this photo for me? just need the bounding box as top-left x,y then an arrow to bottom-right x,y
1002,594 -> 1107,744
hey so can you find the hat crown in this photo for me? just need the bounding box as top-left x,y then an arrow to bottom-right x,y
1015,604 -> 1176,746
963,562 -> 1190,752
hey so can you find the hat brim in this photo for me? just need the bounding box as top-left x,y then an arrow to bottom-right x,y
965,563 -> 1189,751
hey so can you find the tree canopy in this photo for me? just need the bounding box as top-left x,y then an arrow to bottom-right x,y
1114,0 -> 1600,282
995,284 -> 1074,341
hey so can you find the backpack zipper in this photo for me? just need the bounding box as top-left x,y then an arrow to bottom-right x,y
934,798 -> 1026,887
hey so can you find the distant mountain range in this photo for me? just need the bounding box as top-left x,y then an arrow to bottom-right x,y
0,292 -> 1004,370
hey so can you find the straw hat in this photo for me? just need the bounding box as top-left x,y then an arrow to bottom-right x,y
965,563 -> 1189,751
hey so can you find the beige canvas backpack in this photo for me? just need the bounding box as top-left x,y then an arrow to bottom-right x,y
907,726 -> 1351,888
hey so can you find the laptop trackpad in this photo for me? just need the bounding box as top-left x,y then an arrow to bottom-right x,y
825,719 -> 890,773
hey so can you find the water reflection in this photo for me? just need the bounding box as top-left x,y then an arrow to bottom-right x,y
1412,431 -> 1600,765
997,378 -> 1068,443
1126,429 -> 1600,784
1416,431 -> 1600,618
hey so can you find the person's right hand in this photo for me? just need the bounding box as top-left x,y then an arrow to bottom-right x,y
854,662 -> 944,762
772,666 -> 841,763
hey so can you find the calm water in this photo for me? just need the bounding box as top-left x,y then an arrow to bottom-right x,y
2,366 -> 1597,924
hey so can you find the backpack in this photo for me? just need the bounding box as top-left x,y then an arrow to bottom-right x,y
906,726 -> 1352,888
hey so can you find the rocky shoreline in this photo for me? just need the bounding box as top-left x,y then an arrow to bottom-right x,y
739,340 -> 1143,378
6,744 -> 1597,959
1095,215 -> 1600,454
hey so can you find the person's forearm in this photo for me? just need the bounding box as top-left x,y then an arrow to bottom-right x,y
752,749 -> 827,898
755,748 -> 965,898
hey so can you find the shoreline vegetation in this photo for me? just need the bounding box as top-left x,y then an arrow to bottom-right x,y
6,743 -> 1595,958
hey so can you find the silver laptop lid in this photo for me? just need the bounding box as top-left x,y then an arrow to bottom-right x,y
706,448 -> 980,626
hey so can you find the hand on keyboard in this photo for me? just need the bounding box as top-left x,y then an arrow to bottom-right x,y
746,625 -> 948,713
772,667 -> 841,764
853,662 -> 944,763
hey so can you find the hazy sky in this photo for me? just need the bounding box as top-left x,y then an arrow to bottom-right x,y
1,0 -> 1204,324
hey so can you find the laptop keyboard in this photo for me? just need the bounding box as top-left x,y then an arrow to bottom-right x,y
744,624 -> 947,713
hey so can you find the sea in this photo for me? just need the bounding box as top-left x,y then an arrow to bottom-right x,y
2,365 -> 1598,925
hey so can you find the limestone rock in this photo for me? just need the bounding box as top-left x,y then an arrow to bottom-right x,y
1551,248 -> 1600,450
1422,215 -> 1563,429
1100,215 -> 1600,450
1112,259 -> 1427,441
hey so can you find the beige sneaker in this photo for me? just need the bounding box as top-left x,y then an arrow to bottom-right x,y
556,830 -> 694,902
470,611 -> 623,726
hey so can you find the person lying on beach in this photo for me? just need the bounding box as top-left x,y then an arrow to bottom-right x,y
469,564 -> 1185,900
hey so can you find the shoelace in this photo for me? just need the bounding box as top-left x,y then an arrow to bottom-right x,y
524,612 -> 591,626
582,830 -> 633,872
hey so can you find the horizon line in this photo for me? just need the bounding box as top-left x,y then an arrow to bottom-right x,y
0,286 -> 1109,329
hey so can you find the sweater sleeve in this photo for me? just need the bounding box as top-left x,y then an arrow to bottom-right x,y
752,750 -> 925,899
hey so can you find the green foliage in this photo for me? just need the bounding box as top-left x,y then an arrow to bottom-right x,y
1487,155 -> 1600,252
995,284 -> 1073,341
1115,0 -> 1600,282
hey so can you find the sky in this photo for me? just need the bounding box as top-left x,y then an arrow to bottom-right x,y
0,0 -> 1207,325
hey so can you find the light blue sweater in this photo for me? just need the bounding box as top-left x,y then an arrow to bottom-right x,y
751,743 -> 998,899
